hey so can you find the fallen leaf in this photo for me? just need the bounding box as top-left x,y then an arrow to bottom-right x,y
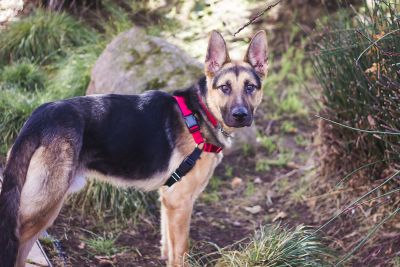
272,211 -> 287,222
254,177 -> 262,184
231,177 -> 243,189
78,242 -> 85,249
244,205 -> 262,214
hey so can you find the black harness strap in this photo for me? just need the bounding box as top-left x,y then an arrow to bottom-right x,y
164,147 -> 202,187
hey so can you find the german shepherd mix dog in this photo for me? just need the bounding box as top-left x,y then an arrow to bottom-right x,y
0,30 -> 268,266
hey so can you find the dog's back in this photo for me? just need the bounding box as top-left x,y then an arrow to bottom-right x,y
0,90 -> 183,266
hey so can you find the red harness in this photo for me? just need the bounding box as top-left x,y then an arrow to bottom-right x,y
173,95 -> 223,153
164,95 -> 223,187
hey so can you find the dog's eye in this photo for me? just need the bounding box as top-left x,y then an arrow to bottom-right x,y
219,85 -> 231,94
246,84 -> 256,94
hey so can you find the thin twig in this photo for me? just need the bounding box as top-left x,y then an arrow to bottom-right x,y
233,0 -> 282,37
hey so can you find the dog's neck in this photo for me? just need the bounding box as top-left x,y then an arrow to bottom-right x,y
173,77 -> 233,149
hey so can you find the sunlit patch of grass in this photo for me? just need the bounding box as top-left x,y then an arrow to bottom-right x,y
263,45 -> 312,119
0,60 -> 46,91
46,44 -> 102,99
0,9 -> 97,65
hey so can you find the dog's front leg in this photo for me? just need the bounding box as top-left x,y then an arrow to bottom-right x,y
159,186 -> 194,267
159,153 -> 221,266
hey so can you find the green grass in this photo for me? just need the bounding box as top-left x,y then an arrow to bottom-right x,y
0,89 -> 40,154
0,60 -> 46,91
46,44 -> 102,99
258,135 -> 277,154
201,176 -> 222,204
263,45 -> 312,118
187,224 -> 334,267
0,9 -> 97,65
83,231 -> 122,257
71,180 -> 158,223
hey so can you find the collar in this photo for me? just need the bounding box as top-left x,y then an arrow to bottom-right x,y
196,93 -> 232,138
173,95 -> 223,153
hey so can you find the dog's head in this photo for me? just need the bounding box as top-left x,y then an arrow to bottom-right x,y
204,30 -> 268,128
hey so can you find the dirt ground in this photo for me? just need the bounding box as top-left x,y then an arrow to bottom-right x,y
42,104 -> 399,266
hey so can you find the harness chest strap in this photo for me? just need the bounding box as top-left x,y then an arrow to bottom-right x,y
164,95 -> 223,187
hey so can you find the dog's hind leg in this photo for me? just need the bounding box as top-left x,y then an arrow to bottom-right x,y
16,139 -> 78,267
159,153 -> 221,267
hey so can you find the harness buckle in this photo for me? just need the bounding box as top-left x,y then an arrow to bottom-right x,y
184,114 -> 200,133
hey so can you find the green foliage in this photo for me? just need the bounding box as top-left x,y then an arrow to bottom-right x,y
244,182 -> 255,197
0,60 -> 46,91
71,180 -> 158,223
83,231 -> 122,256
263,46 -> 311,118
99,0 -> 134,39
0,9 -> 97,65
46,45 -> 102,99
187,225 -> 334,267
217,225 -> 333,267
280,121 -> 297,134
258,135 -> 277,154
201,176 -> 221,204
0,89 -> 40,154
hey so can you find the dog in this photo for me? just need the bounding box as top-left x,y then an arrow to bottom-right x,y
0,30 -> 268,267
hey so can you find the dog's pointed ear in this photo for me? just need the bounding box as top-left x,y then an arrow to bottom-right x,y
244,30 -> 268,77
205,30 -> 230,77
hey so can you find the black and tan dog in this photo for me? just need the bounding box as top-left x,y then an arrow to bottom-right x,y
0,30 -> 268,267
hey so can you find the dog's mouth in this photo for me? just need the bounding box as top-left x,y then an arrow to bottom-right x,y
223,114 -> 253,128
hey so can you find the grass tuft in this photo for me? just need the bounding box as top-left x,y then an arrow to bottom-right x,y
0,60 -> 46,91
187,224 -> 334,267
0,9 -> 97,65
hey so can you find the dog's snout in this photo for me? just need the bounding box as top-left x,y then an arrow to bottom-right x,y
232,106 -> 248,120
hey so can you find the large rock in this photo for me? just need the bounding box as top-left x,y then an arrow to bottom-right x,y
87,27 -> 203,95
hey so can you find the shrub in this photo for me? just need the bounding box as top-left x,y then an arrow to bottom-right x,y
0,60 -> 46,91
0,9 -> 97,65
314,1 -> 400,183
187,224 -> 334,267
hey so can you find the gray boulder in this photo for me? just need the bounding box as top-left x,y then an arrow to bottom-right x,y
87,27 -> 203,95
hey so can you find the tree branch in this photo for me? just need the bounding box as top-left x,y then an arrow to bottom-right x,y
233,0 -> 282,37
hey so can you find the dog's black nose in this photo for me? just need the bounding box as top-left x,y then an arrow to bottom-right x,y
232,107 -> 248,120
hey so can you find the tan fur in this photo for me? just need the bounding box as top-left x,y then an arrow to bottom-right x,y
159,152 -> 222,267
205,61 -> 264,133
17,141 -> 75,267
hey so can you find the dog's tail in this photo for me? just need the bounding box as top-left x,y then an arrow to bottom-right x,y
0,134 -> 39,266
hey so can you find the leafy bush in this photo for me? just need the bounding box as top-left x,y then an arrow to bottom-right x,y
314,1 -> 400,182
0,60 -> 46,91
187,225 -> 334,267
0,9 -> 97,65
